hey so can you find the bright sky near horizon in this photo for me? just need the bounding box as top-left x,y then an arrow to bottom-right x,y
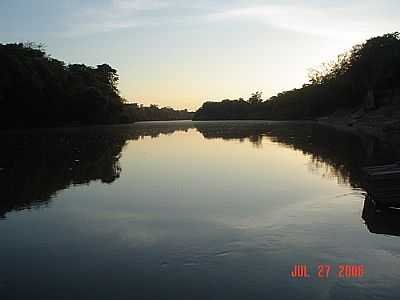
0,0 -> 399,110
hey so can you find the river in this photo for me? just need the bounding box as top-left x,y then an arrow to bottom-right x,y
1,121 -> 399,300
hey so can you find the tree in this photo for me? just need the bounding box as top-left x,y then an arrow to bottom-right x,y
194,32 -> 400,121
248,91 -> 263,105
96,64 -> 119,93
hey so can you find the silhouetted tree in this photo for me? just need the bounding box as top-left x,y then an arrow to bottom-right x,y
0,43 -> 193,128
248,91 -> 263,104
194,32 -> 400,121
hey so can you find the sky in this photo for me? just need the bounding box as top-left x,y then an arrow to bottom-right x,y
0,0 -> 399,110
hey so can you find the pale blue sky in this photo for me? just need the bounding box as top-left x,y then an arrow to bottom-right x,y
1,0 -> 399,110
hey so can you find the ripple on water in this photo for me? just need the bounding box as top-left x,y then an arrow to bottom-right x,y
183,262 -> 199,267
215,251 -> 232,257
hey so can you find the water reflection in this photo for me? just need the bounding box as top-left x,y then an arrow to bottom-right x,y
0,122 -> 193,217
194,121 -> 399,188
2,121 -> 400,300
1,120 -> 399,227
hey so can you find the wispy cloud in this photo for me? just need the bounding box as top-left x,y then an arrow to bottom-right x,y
207,3 -> 397,41
66,0 -> 175,35
66,1 -> 399,39
113,0 -> 169,11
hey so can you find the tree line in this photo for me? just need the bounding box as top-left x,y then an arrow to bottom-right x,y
194,32 -> 400,120
123,103 -> 192,122
0,43 -> 192,129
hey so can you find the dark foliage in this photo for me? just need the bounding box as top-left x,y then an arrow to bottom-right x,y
0,43 -> 126,128
123,103 -> 193,122
0,43 -> 193,129
194,32 -> 400,121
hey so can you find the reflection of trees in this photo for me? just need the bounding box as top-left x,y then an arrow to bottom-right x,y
194,121 -> 400,188
195,121 -> 400,237
2,120 -> 398,220
0,122 -> 194,217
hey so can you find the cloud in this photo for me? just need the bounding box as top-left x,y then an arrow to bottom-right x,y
65,0 -> 174,35
207,3 -> 397,41
113,0 -> 169,11
66,1 -> 399,39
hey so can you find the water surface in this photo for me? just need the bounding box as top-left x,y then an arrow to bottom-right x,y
1,121 -> 400,300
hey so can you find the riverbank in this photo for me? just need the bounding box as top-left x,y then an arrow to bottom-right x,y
318,104 -> 400,140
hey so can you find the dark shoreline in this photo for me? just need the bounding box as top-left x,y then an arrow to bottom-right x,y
2,117 -> 399,151
0,119 -> 195,134
317,106 -> 400,142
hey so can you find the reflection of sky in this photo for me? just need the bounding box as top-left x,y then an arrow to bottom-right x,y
2,127 -> 400,299
1,0 -> 399,110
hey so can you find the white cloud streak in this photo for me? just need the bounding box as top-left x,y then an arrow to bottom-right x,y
66,1 -> 399,39
207,4 -> 398,41
66,0 -> 174,35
